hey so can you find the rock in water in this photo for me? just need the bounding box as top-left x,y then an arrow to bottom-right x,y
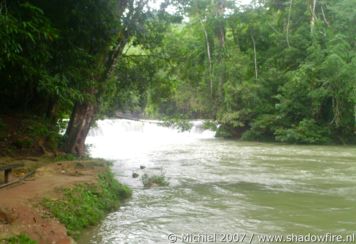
132,172 -> 139,178
140,165 -> 146,169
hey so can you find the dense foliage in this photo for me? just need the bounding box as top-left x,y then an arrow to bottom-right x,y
0,0 -> 355,152
143,0 -> 356,144
0,0 -> 164,154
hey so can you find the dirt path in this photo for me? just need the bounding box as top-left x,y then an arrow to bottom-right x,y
0,160 -> 105,244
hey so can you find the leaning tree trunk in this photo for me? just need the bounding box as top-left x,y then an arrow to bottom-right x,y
63,42 -> 126,156
63,101 -> 96,156
62,0 -> 139,156
63,37 -> 129,157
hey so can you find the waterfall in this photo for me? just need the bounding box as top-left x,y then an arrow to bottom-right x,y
86,119 -> 215,159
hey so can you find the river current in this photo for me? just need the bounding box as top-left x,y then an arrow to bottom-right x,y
80,119 -> 356,244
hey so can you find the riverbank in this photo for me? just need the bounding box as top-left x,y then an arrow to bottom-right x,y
0,157 -> 131,244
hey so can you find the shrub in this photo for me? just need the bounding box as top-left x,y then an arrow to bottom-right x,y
24,117 -> 62,150
241,114 -> 278,141
141,173 -> 169,188
275,119 -> 331,144
202,120 -> 218,131
162,117 -> 193,132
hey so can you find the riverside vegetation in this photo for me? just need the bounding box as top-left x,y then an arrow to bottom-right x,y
2,234 -> 36,244
0,158 -> 132,243
0,0 -> 355,160
0,0 -> 355,242
141,173 -> 170,188
42,171 -> 132,239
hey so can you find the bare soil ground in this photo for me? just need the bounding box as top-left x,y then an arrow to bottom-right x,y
0,158 -> 107,244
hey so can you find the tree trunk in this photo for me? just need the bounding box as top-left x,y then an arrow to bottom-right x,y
320,5 -> 329,27
63,101 -> 96,156
216,0 -> 225,49
63,37 -> 128,156
214,0 -> 226,109
63,34 -> 129,157
286,0 -> 293,48
200,19 -> 213,97
62,0 -> 131,157
310,0 -> 317,34
251,34 -> 258,80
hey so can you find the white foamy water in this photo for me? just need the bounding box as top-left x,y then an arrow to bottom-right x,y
86,119 -> 215,160
80,119 -> 356,244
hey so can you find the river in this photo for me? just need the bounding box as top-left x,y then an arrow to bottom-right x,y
80,119 -> 356,244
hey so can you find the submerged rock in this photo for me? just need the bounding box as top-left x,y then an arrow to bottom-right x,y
140,165 -> 146,169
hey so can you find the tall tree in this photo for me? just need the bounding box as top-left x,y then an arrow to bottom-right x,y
63,0 -> 149,155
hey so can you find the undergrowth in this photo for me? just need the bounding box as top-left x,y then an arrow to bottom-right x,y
41,170 -> 132,239
2,234 -> 37,244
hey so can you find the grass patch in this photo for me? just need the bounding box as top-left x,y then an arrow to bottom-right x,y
3,234 -> 37,244
41,170 -> 132,239
141,173 -> 169,188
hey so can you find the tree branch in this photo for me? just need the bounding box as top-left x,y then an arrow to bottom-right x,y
320,5 -> 330,27
286,0 -> 293,48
